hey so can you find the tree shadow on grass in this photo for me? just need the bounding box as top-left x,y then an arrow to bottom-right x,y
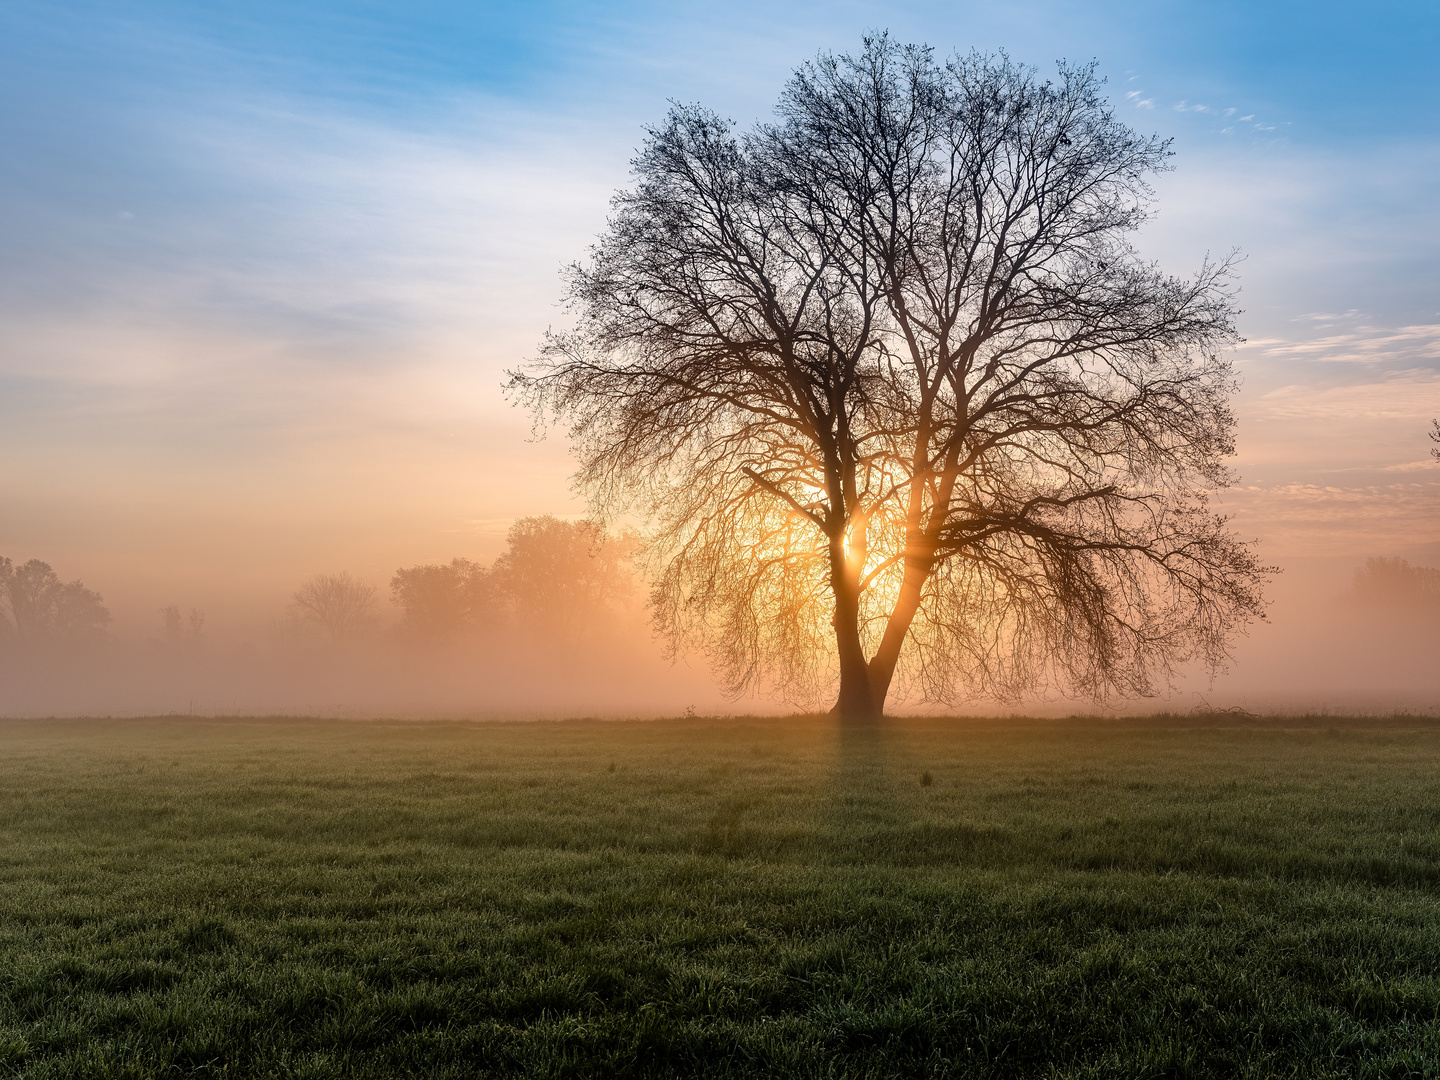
822,719 -> 926,863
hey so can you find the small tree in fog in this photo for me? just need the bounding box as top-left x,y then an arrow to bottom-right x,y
0,556 -> 111,647
390,558 -> 495,644
290,572 -> 376,644
512,37 -> 1270,719
154,604 -> 206,658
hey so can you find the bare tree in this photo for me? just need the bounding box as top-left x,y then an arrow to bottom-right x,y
1430,419 -> 1439,460
511,38 -> 1271,720
153,604 -> 206,659
290,572 -> 376,644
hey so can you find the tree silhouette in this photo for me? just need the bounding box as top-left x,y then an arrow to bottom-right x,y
0,557 -> 110,647
390,558 -> 493,644
491,516 -> 637,640
153,604 -> 206,659
512,38 -> 1270,719
290,572 -> 376,644
390,519 -> 636,650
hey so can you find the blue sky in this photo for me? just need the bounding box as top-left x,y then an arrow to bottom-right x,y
1,0 -> 1437,621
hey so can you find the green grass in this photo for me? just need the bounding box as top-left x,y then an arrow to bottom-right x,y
2,714 -> 1440,1078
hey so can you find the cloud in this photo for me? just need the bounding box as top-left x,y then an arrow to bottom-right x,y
1242,321 -> 1440,368
1129,86 -> 1279,135
0,80 -> 629,427
1249,369 -> 1440,422
1218,478 -> 1440,557
1139,140 -> 1440,337
1381,459 -> 1440,473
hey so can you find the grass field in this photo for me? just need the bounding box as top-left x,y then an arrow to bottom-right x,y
1,714 -> 1439,1078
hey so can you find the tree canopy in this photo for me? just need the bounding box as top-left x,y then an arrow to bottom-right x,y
511,37 -> 1270,719
0,557 -> 111,648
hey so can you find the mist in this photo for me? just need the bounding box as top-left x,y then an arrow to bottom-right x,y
4,529 -> 1437,719
0,517 -> 738,718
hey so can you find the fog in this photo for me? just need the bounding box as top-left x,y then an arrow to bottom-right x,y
1179,545 -> 1440,715
0,517 -> 731,718
3,525 -> 1437,719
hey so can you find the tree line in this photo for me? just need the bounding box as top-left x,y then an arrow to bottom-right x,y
0,516 -> 637,657
286,516 -> 639,648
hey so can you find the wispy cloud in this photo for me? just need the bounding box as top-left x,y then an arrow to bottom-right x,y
1381,459 -> 1440,473
1123,82 -> 1281,136
1241,319 -> 1440,367
1218,478 -> 1440,556
0,82 -> 625,420
1250,369 -> 1440,421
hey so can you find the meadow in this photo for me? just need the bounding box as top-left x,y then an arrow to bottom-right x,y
1,714 -> 1438,1078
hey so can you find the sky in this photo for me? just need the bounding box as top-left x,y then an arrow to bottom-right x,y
1,0 -> 1438,645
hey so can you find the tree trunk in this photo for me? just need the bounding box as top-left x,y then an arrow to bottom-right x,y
864,553 -> 932,711
829,541 -> 882,723
833,646 -> 880,723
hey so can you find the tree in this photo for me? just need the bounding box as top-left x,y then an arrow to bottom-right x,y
0,556 -> 111,647
390,558 -> 494,644
1430,419 -> 1439,460
290,572 -> 376,644
389,519 -> 636,649
490,516 -> 638,640
153,604 -> 206,658
511,38 -> 1270,720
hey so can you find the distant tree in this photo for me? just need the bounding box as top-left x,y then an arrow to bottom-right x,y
290,572 -> 376,644
511,37 -> 1270,718
153,604 -> 206,658
390,558 -> 495,644
0,556 -> 110,647
491,516 -> 638,639
1344,557 -> 1440,617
